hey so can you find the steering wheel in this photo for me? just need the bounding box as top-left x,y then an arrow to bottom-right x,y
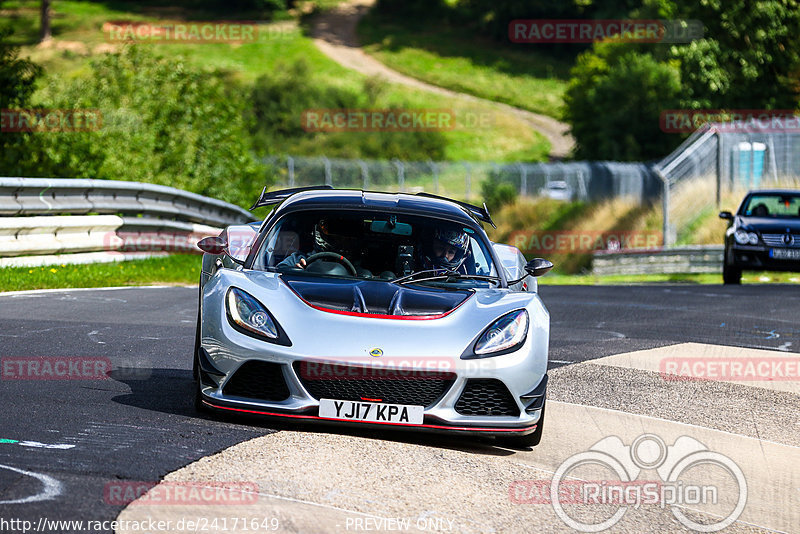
304,252 -> 358,276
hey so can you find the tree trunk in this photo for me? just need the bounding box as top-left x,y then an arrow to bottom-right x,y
40,0 -> 52,43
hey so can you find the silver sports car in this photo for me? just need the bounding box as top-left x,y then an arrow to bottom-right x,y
195,187 -> 552,447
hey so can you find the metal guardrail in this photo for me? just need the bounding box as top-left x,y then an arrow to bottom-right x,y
0,178 -> 256,266
592,245 -> 724,276
0,177 -> 255,227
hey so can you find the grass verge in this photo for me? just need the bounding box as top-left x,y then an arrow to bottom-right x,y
0,254 -> 200,292
8,0 -> 548,162
358,10 -> 570,119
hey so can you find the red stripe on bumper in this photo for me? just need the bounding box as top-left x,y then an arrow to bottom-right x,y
203,401 -> 537,433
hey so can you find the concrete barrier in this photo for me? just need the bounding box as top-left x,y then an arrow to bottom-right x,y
592,245 -> 724,275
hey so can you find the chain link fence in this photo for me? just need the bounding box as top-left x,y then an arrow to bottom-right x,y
263,156 -> 661,204
654,123 -> 800,246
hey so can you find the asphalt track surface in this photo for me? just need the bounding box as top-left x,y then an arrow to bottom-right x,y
0,284 -> 798,533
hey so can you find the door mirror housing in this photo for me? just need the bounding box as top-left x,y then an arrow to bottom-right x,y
718,211 -> 733,220
525,258 -> 554,278
197,225 -> 257,265
197,236 -> 226,255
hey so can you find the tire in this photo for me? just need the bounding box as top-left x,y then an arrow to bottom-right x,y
499,403 -> 545,449
722,257 -> 741,285
193,308 -> 209,413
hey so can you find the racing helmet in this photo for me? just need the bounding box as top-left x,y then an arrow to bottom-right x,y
313,218 -> 357,254
419,227 -> 470,271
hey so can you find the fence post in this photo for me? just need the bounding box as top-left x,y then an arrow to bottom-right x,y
428,160 -> 439,194
392,159 -> 405,192
714,129 -> 721,207
654,167 -> 671,247
323,157 -> 332,186
287,156 -> 295,188
358,160 -> 369,190
516,163 -> 527,196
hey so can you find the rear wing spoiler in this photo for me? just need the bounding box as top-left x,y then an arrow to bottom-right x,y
250,185 -> 334,210
249,186 -> 496,228
415,192 -> 496,228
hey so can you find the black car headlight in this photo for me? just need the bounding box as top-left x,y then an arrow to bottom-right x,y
734,230 -> 759,245
473,310 -> 529,357
226,287 -> 279,340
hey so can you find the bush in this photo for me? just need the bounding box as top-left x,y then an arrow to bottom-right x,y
563,42 -> 682,161
481,176 -> 518,213
31,46 -> 269,208
0,27 -> 43,175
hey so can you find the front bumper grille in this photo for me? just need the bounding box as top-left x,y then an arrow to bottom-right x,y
762,234 -> 800,248
223,361 -> 291,402
293,362 -> 456,407
455,379 -> 520,417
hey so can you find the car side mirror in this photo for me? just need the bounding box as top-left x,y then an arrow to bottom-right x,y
525,258 -> 554,278
718,211 -> 733,220
197,236 -> 226,255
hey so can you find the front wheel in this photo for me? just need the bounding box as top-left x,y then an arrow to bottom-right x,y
722,259 -> 741,285
499,403 -> 545,449
193,310 -> 209,413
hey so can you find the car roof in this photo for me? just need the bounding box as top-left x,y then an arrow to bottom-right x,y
269,189 -> 486,227
745,189 -> 800,195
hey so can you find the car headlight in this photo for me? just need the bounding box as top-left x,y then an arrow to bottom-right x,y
474,310 -> 529,356
734,230 -> 759,245
226,288 -> 278,340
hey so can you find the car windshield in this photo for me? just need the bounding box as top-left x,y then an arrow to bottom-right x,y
252,210 -> 498,287
742,193 -> 800,218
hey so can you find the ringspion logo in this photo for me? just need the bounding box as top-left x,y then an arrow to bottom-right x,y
511,434 -> 747,532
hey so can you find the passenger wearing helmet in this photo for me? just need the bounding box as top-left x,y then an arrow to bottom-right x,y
418,227 -> 472,273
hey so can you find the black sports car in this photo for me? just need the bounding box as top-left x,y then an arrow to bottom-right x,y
719,189 -> 800,284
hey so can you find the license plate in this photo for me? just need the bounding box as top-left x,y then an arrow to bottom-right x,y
319,399 -> 424,424
771,248 -> 800,260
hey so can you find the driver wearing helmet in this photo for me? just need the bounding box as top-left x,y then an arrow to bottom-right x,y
417,227 -> 472,273
277,219 -> 369,275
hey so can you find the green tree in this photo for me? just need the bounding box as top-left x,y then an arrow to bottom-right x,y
0,27 -> 43,174
671,0 -> 800,109
33,46 -> 268,208
564,41 -> 681,160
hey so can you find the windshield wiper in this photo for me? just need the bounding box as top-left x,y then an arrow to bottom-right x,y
393,270 -> 501,286
392,269 -> 452,285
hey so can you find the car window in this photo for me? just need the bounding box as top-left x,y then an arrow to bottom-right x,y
252,210 -> 497,285
743,194 -> 800,218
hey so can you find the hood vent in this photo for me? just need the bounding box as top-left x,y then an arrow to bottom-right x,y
283,276 -> 470,318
